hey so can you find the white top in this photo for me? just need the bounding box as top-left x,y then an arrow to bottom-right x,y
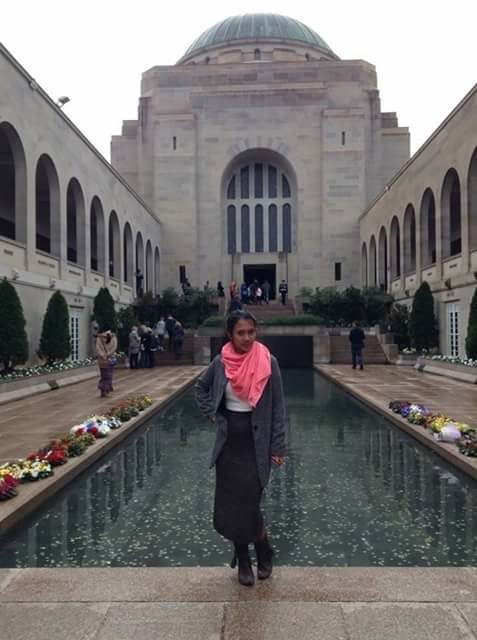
225,381 -> 253,412
156,320 -> 166,335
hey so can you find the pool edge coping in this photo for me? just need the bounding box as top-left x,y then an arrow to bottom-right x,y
0,368 -> 204,537
314,365 -> 477,481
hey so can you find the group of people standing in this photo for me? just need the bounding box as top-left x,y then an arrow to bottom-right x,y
128,316 -> 185,369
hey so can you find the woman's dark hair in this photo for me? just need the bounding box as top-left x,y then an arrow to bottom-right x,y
100,322 -> 111,333
226,310 -> 257,335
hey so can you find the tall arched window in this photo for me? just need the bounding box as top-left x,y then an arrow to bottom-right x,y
66,178 -> 85,265
146,240 -> 153,293
403,204 -> 416,273
154,247 -> 160,295
90,196 -> 105,273
35,154 -> 60,256
369,236 -> 377,287
0,122 -> 27,243
361,243 -> 368,287
225,162 -> 293,254
123,222 -> 133,284
420,188 -> 436,265
378,227 -> 388,290
108,211 -> 120,279
441,168 -> 462,257
468,148 -> 477,250
390,216 -> 401,279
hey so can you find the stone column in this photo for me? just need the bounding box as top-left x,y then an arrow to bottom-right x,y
25,157 -> 36,271
435,196 -> 443,282
460,181 -> 470,272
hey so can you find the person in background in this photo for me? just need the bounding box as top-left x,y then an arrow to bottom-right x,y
204,280 -> 210,291
217,281 -> 225,298
96,324 -> 118,398
240,282 -> 249,305
249,280 -> 257,305
156,316 -> 166,350
262,280 -> 271,304
141,327 -> 153,368
173,321 -> 185,359
256,285 -> 263,305
228,294 -> 242,314
195,310 -> 286,587
166,314 -> 176,352
349,321 -> 365,370
229,280 -> 238,300
279,279 -> 288,305
128,325 -> 141,369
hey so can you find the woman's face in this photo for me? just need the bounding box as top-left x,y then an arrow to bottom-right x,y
229,319 -> 256,353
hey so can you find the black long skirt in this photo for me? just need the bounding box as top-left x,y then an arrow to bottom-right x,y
213,410 -> 264,544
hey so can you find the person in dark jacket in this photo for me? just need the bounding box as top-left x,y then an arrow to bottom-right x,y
195,310 -> 287,587
279,279 -> 288,305
166,315 -> 176,352
140,327 -> 153,368
173,321 -> 185,359
349,321 -> 365,370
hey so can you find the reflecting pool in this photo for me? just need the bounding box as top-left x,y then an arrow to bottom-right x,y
0,370 -> 476,567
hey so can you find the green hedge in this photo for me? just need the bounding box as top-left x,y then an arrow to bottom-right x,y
202,314 -> 323,328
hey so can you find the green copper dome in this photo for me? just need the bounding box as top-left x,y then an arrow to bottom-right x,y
180,14 -> 336,61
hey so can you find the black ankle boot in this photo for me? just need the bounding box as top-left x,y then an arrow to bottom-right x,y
254,535 -> 274,580
231,543 -> 255,586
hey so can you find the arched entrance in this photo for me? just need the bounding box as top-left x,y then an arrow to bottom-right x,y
0,122 -> 27,243
222,149 -> 297,299
35,154 -> 60,255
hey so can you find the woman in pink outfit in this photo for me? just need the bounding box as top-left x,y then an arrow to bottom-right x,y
195,310 -> 287,586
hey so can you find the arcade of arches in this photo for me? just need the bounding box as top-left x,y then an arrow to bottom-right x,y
360,85 -> 477,357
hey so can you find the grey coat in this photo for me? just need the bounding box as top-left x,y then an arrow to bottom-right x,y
195,353 -> 287,489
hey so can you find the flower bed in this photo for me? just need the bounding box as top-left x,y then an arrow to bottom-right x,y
0,358 -> 97,384
388,400 -> 477,457
429,355 -> 477,368
0,395 -> 153,501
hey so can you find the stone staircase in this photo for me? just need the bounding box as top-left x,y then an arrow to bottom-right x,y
330,333 -> 388,364
152,334 -> 194,366
243,301 -> 295,321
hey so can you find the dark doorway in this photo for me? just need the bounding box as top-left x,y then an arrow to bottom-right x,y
243,264 -> 276,299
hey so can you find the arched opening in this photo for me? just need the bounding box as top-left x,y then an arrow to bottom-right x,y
441,168 -> 462,257
145,240 -> 153,294
90,196 -> 105,273
135,232 -> 145,297
66,178 -> 85,265
223,151 -> 295,256
35,154 -> 60,255
154,247 -> 160,295
390,216 -> 401,279
468,148 -> 477,250
420,188 -> 436,266
123,222 -> 133,284
403,204 -> 416,274
254,48 -> 261,60
369,236 -> 377,287
108,211 -> 120,279
378,227 -> 388,290
0,122 -> 27,243
361,243 -> 368,287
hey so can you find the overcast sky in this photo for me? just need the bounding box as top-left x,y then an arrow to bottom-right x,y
2,0 -> 475,160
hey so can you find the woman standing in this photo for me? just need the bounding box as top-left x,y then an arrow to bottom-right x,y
95,324 -> 118,398
195,310 -> 286,586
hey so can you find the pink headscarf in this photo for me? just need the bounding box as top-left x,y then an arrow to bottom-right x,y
221,340 -> 271,408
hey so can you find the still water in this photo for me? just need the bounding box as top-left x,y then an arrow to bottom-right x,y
0,370 -> 476,567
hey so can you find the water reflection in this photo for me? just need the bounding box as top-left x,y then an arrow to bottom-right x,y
0,370 -> 476,567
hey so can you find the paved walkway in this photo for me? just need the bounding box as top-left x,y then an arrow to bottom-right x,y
317,364 -> 477,426
2,364 -> 477,639
0,366 -> 203,462
1,567 -> 477,639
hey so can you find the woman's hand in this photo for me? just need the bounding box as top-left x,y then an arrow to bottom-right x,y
271,455 -> 285,466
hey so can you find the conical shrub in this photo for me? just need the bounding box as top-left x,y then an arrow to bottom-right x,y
38,291 -> 71,364
93,287 -> 117,332
409,281 -> 438,352
466,287 -> 477,359
0,278 -> 28,371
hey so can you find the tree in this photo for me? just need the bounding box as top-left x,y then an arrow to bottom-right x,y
38,291 -> 70,364
389,303 -> 410,350
0,278 -> 28,372
409,281 -> 438,352
466,287 -> 477,359
117,306 -> 138,351
93,287 -> 117,332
